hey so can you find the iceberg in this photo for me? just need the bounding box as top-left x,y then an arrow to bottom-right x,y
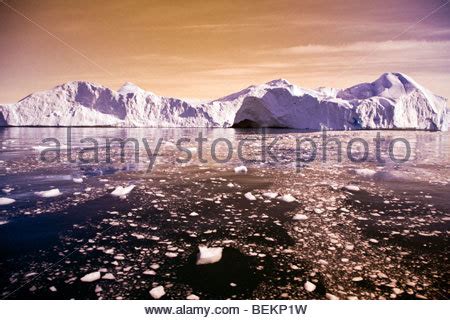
0,73 -> 447,131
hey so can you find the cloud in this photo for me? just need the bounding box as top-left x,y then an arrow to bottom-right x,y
273,40 -> 450,55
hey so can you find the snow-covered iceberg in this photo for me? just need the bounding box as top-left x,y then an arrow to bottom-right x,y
0,73 -> 447,131
233,73 -> 448,131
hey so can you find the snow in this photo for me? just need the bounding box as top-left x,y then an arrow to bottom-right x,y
196,246 -> 223,265
34,188 -> 62,198
0,197 -> 15,205
80,271 -> 101,282
111,185 -> 135,197
149,285 -> 165,299
1,73 -> 447,131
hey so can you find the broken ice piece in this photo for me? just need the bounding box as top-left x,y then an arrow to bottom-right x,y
80,271 -> 101,283
111,185 -> 135,197
149,286 -> 165,299
244,192 -> 256,201
0,197 -> 15,205
280,194 -> 297,202
196,246 -> 223,265
293,214 -> 308,221
354,168 -> 376,178
102,273 -> 116,280
262,192 -> 278,199
234,166 -> 248,174
304,281 -> 316,292
34,188 -> 62,198
344,185 -> 360,192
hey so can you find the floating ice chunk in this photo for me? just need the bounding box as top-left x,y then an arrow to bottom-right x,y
186,294 -> 200,300
189,212 -> 199,216
111,185 -> 135,197
150,263 -> 160,270
244,192 -> 256,201
34,188 -> 62,198
80,271 -> 101,282
0,197 -> 15,205
344,185 -> 360,192
33,144 -> 69,151
262,192 -> 278,199
165,252 -> 178,258
49,286 -> 57,292
143,270 -> 156,276
293,214 -> 308,221
234,166 -> 248,174
73,177 -> 83,183
149,286 -> 165,299
0,220 -> 9,225
354,168 -> 376,178
326,293 -> 339,300
280,194 -> 297,202
196,246 -> 223,265
2,187 -> 13,193
102,273 -> 116,280
345,244 -> 354,250
304,281 -> 316,292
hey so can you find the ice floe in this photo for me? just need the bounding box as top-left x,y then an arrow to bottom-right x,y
304,281 -> 316,292
344,185 -> 360,192
80,271 -> 101,282
234,166 -> 248,174
149,286 -> 165,299
0,197 -> 15,205
111,185 -> 135,197
279,194 -> 297,202
244,192 -> 256,201
354,168 -> 377,178
196,246 -> 223,265
34,188 -> 62,198
293,214 -> 308,221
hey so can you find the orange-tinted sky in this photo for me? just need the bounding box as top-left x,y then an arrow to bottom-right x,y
1,0 -> 449,103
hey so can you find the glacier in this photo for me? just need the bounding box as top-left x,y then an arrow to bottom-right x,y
0,72 -> 447,131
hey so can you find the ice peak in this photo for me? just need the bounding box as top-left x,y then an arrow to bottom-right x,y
118,82 -> 145,95
265,78 -> 293,87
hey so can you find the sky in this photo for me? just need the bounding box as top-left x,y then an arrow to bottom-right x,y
0,0 -> 449,103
